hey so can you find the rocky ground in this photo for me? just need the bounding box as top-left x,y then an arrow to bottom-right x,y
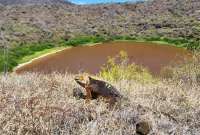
0,0 -> 200,47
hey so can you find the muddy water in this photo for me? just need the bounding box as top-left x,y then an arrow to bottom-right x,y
15,41 -> 191,74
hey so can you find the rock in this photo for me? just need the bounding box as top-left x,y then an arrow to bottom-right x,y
73,88 -> 85,99
136,121 -> 151,135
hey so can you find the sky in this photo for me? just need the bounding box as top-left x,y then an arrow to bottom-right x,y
68,0 -> 142,5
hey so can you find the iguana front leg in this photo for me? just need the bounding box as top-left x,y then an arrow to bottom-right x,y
85,86 -> 92,103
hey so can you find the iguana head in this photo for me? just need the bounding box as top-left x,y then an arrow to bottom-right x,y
74,75 -> 92,88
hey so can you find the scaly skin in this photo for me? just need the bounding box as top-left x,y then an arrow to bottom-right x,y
74,75 -> 122,104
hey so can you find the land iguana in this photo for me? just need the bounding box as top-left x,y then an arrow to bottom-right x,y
74,75 -> 122,104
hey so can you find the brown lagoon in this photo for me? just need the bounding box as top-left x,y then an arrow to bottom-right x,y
15,41 -> 191,74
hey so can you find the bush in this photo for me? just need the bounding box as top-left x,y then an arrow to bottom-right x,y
99,51 -> 154,83
63,35 -> 106,46
110,35 -> 137,41
144,36 -> 161,41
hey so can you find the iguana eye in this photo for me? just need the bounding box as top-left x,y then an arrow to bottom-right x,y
106,84 -> 112,89
80,76 -> 84,80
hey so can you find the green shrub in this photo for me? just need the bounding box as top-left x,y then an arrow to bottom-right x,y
144,36 -> 161,41
99,51 -> 154,83
186,40 -> 200,50
111,35 -> 137,41
63,35 -> 106,46
143,36 -> 200,51
0,55 -> 4,72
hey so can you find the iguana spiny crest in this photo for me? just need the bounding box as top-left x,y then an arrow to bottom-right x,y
74,75 -> 122,103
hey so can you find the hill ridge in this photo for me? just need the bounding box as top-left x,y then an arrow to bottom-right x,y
0,0 -> 72,5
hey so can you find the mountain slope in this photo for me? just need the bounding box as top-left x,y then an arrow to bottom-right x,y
0,0 -> 199,46
0,0 -> 71,5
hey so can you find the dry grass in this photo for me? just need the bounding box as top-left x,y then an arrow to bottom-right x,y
0,53 -> 200,135
0,69 -> 199,135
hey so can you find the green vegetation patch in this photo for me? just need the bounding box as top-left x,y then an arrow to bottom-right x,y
111,35 -> 200,50
0,35 -> 199,73
0,41 -> 54,71
59,35 -> 106,47
99,51 -> 154,83
0,35 -> 106,72
18,47 -> 66,64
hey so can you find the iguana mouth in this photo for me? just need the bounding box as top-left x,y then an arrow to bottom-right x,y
74,78 -> 80,82
74,78 -> 82,84
74,76 -> 87,88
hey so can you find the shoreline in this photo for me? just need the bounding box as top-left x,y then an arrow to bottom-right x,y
13,48 -> 67,72
13,41 -> 188,73
13,42 -> 102,72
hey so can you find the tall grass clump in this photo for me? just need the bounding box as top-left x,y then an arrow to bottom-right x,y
99,51 -> 154,83
160,52 -> 200,85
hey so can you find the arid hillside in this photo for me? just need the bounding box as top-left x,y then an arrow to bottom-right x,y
0,0 -> 200,47
0,0 -> 71,5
